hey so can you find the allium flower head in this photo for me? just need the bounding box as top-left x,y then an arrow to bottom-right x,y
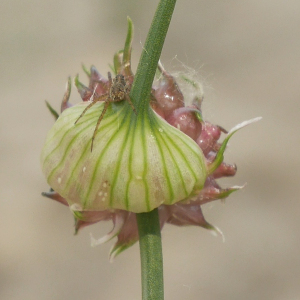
41,20 -> 260,259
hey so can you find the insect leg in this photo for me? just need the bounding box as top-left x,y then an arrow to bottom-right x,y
91,100 -> 110,151
74,94 -> 107,125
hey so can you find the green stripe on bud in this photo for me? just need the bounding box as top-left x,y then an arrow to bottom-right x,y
41,102 -> 207,213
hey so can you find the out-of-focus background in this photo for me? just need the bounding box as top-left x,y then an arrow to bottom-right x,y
1,1 -> 299,299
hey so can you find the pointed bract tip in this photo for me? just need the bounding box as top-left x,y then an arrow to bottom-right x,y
82,64 -> 91,77
209,225 -> 225,242
45,100 -> 59,120
228,117 -> 262,135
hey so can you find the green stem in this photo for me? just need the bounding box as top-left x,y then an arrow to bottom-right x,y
130,0 -> 177,113
131,0 -> 177,299
136,209 -> 164,300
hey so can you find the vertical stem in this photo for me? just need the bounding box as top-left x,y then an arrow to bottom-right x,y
132,0 -> 177,299
130,0 -> 177,113
136,208 -> 164,300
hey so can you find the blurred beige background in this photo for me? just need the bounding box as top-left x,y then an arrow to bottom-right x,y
1,0 -> 300,299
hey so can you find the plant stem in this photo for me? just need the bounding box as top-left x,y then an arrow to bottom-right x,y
130,0 -> 177,113
131,0 -> 177,299
136,209 -> 164,300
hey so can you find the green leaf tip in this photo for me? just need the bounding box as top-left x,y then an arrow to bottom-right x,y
45,100 -> 59,120
74,74 -> 88,93
74,74 -> 81,88
113,50 -> 123,75
208,117 -> 262,175
123,17 -> 133,62
82,64 -> 91,77
109,240 -> 137,262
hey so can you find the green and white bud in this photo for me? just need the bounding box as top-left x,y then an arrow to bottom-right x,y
41,101 -> 207,213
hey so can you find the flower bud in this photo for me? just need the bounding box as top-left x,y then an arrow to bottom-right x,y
41,101 -> 208,213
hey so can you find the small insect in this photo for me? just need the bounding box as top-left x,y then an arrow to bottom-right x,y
74,72 -> 136,151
